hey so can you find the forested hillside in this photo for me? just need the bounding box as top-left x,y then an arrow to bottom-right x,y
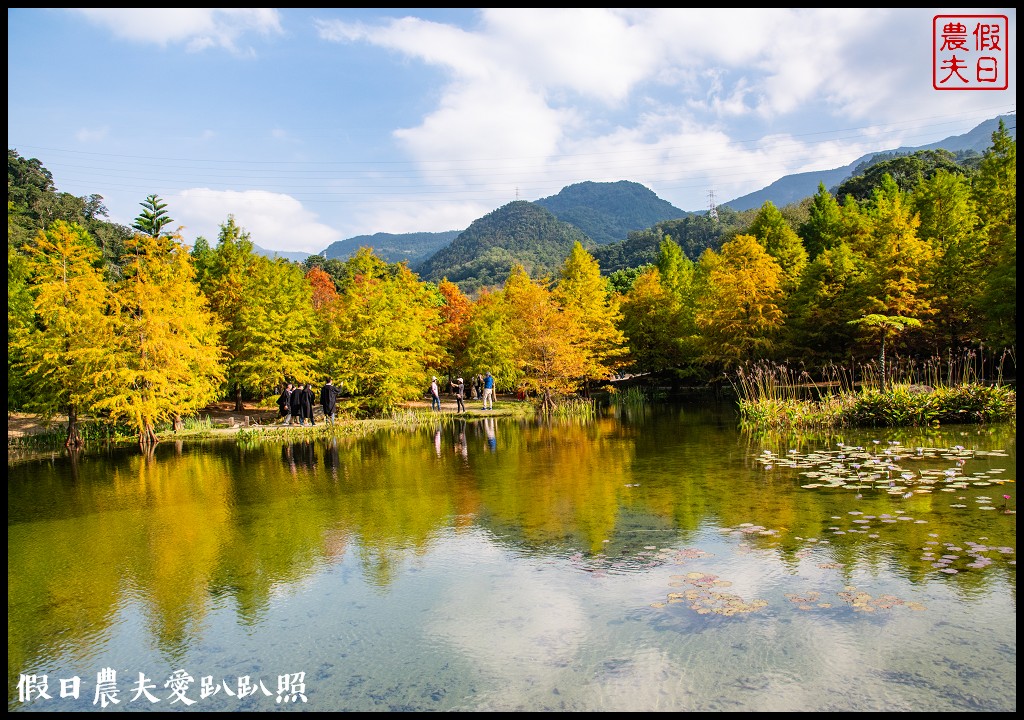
323,230 -> 461,265
417,201 -> 594,292
533,180 -> 688,245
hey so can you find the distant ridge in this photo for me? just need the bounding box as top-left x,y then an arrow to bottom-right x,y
322,230 -> 460,266
252,244 -> 311,263
721,114 -> 1015,212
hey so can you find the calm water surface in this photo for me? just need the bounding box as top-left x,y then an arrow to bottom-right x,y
8,403 -> 1016,711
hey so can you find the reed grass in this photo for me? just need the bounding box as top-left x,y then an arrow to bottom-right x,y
549,396 -> 598,420
731,352 -> 1016,430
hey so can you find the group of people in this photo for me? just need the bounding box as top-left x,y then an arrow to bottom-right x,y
429,371 -> 494,412
279,371 -> 493,426
278,379 -> 339,426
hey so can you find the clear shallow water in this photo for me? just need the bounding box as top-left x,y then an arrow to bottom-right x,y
8,403 -> 1016,711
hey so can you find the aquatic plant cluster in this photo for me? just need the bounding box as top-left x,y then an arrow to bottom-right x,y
652,570 -> 770,616
756,440 -> 1013,503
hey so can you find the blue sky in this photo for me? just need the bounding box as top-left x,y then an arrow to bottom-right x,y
8,8 -> 1017,254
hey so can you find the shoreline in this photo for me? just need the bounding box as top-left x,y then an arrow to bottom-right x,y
8,397 -> 536,454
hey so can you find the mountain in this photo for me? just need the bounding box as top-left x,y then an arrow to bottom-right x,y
322,230 -> 461,266
534,180 -> 688,244
416,201 -> 593,292
721,114 -> 1015,212
252,244 -> 311,263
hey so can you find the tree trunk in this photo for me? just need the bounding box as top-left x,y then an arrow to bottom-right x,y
234,383 -> 244,412
173,413 -> 184,432
541,388 -> 556,414
140,421 -> 159,447
65,404 -> 84,449
879,332 -> 888,393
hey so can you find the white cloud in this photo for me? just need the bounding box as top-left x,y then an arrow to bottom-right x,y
352,200 -> 489,237
480,8 -> 660,104
313,8 -> 1011,213
75,126 -> 109,144
173,189 -> 341,254
71,8 -> 283,54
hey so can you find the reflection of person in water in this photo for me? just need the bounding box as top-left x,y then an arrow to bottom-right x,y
454,421 -> 468,461
484,417 -> 496,452
298,439 -> 317,469
323,437 -> 339,480
282,442 -> 298,477
434,425 -> 442,457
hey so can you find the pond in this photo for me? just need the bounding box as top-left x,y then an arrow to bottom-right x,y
8,402 -> 1016,711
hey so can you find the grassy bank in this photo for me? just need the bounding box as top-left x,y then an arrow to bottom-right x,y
8,399 -> 537,454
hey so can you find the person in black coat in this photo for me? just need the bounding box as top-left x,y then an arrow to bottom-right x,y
300,383 -> 316,425
320,378 -> 339,425
290,382 -> 303,426
278,383 -> 294,426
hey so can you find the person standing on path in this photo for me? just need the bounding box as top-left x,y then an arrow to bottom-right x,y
482,371 -> 494,410
289,381 -> 302,425
450,377 -> 466,413
320,378 -> 339,425
278,383 -> 294,426
430,376 -> 442,412
301,383 -> 316,425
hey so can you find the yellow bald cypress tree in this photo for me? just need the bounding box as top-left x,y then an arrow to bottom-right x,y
14,221 -> 113,447
97,232 -> 226,445
554,241 -> 627,391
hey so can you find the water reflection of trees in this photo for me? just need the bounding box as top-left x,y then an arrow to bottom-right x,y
7,415 -> 1016,670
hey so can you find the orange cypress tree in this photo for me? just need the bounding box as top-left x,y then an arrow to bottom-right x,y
437,278 -> 473,377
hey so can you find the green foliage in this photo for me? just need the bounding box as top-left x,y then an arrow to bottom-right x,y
132,194 -> 174,238
834,149 -> 970,204
848,314 -> 923,391
845,387 -> 938,427
913,170 -> 984,348
747,201 -> 808,290
736,375 -> 1014,430
972,119 -> 1016,349
928,383 -> 1017,424
7,239 -> 35,408
202,216 -> 317,405
548,396 -> 598,419
8,150 -> 131,273
785,242 -> 862,361
465,289 -> 521,390
606,265 -> 652,294
851,175 -> 933,337
322,249 -> 444,415
798,183 -> 844,259
6,127 -> 1016,428
610,385 -> 648,408
594,210 -> 741,273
